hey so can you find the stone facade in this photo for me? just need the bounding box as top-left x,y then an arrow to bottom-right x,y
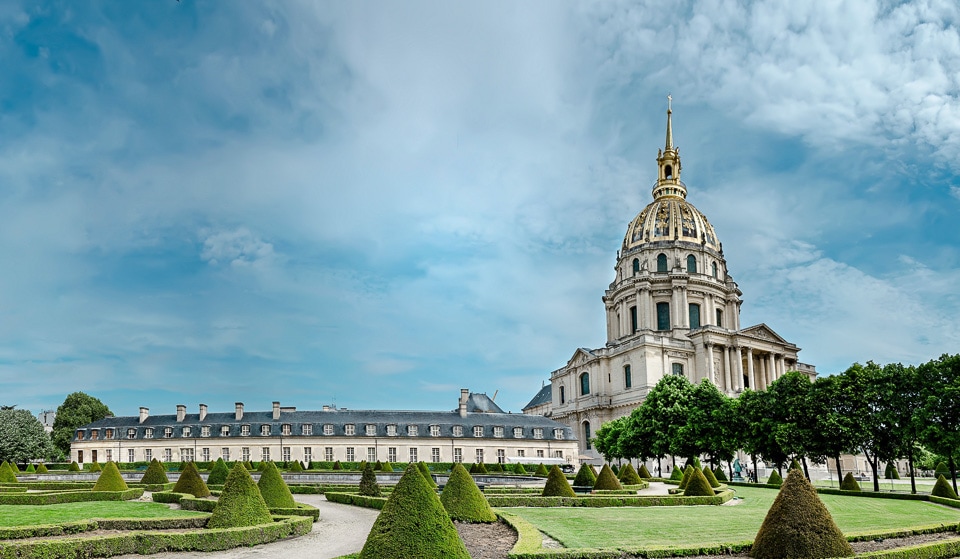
524,101 -> 816,461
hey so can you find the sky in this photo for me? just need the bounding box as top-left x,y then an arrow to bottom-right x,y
1,0 -> 959,418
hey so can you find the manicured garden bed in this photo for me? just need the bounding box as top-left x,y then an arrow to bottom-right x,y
0,502 -> 206,528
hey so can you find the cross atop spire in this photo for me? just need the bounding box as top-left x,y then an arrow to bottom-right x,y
665,95 -> 674,151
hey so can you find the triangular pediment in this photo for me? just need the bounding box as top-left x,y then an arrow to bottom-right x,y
739,323 -> 791,345
568,347 -> 597,368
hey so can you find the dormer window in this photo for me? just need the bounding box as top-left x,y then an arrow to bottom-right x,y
163,427 -> 173,439
513,427 -> 523,438
260,425 -> 271,436
144,428 -> 154,439
473,426 -> 483,437
127,428 -> 136,439
386,424 -> 397,436
105,429 -> 114,440
182,426 -> 191,437
554,429 -> 564,440
281,424 -> 291,436
430,425 -> 441,437
241,425 -> 251,436
344,424 -> 356,436
221,425 -> 230,436
365,424 -> 377,436
90,430 -> 99,440
452,425 -> 463,437
76,430 -> 84,440
407,425 -> 418,436
301,424 -> 313,436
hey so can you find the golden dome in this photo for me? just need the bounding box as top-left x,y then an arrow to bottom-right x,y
622,197 -> 720,253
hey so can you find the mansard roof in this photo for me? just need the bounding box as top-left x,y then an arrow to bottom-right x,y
522,383 -> 552,412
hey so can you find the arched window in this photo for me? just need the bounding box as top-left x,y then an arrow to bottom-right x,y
583,421 -> 592,449
580,373 -> 590,396
712,261 -> 718,278
656,302 -> 670,331
624,365 -> 632,389
632,258 -> 640,276
689,303 -> 701,329
657,253 -> 668,272
687,254 -> 697,273
665,165 -> 673,179
559,385 -> 565,404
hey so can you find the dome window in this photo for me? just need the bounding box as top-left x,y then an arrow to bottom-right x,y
583,421 -> 592,449
632,258 -> 640,276
686,255 -> 697,273
712,261 -> 718,278
630,305 -> 638,334
656,253 -> 668,272
580,372 -> 590,396
689,303 -> 701,329
656,302 -> 670,331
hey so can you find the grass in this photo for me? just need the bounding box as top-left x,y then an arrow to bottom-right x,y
814,478 -> 939,493
0,501 -> 207,527
505,486 -> 960,549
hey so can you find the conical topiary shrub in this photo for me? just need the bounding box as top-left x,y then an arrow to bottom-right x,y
243,461 -> 253,470
593,464 -> 623,490
257,461 -> 295,507
289,460 -> 304,472
767,470 -> 783,486
534,463 -> 549,477
490,462 -> 503,473
380,461 -> 393,472
441,463 -> 497,522
611,463 -> 620,476
89,462 -> 102,472
678,465 -> 695,490
714,467 -> 728,482
257,461 -> 269,472
359,463 -> 382,498
208,463 -> 273,528
703,466 -> 721,488
638,463 -> 652,479
542,465 -> 576,497
936,461 -> 950,477
207,458 -> 229,485
0,462 -> 17,483
884,462 -> 900,480
358,460 -> 367,471
619,463 -> 643,485
359,464 -> 470,559
573,463 -> 597,486
141,459 -> 170,484
93,462 -> 129,492
750,469 -> 854,559
683,467 -> 715,497
68,461 -> 80,472
931,474 -> 958,500
36,463 -> 48,474
513,463 -> 527,475
789,459 -> 802,471
417,462 -> 437,488
839,472 -> 861,492
333,460 -> 343,471
25,463 -> 35,473
173,462 -> 210,498
669,467 -> 683,481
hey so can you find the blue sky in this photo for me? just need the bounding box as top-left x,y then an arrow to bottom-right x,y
2,1 -> 959,417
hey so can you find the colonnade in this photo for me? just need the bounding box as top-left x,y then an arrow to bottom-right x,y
702,342 -> 789,394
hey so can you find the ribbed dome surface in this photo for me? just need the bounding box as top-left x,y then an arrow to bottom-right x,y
622,196 -> 720,253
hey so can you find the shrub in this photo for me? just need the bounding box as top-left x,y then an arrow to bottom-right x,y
441,463 -> 497,522
714,467 -> 728,482
93,461 -> 129,492
68,461 -> 80,472
359,464 -> 470,559
25,463 -> 35,473
172,461 -> 210,498
936,461 -> 950,477
374,460 -> 383,471
678,465 -> 695,490
289,460 -> 304,472
417,462 -> 437,488
767,470 -> 783,487
490,462 -> 503,472
243,461 -> 253,470
36,463 -> 49,474
257,461 -> 269,472
542,465 -> 576,497
178,461 -> 187,471
669,467 -> 683,481
533,463 -> 549,477
359,463 -> 382,497
884,462 -> 900,480
380,461 -> 393,472
513,463 -> 527,475
789,459 -> 802,471
141,459 -> 170,484
702,466 -> 721,488
638,464 -> 652,479
593,464 -> 623,490
840,472 -> 861,491
208,463 -> 273,528
0,462 -> 17,483
611,463 -> 620,475
89,462 -> 102,472
258,461 -> 296,507
333,460 -> 343,470
573,463 -> 597,486
683,467 -> 715,497
358,460 -> 367,471
932,474 -> 958,500
750,469 -> 853,559
207,458 -> 230,485
469,462 -> 488,474
619,463 -> 643,485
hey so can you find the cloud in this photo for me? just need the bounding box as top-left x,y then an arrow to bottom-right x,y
200,228 -> 276,268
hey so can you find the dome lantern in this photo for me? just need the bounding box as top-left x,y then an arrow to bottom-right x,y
653,95 -> 686,201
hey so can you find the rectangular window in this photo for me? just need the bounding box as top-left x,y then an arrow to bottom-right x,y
630,305 -> 638,333
513,427 -> 523,438
388,447 -> 397,462
689,303 -> 701,329
431,448 -> 441,463
533,428 -> 543,439
221,425 -> 230,437
302,424 -> 313,436
181,448 -> 194,462
260,425 -> 271,436
657,301 -> 670,331
386,424 -> 397,436
221,448 -> 230,461
366,424 -> 377,436
282,424 -> 292,436
324,424 -> 334,436
201,447 -> 210,462
241,447 -> 250,462
282,447 -> 291,462
163,428 -> 173,439
201,426 -> 210,437
493,426 -> 504,438
90,430 -> 99,440
303,447 -> 312,463
407,425 -> 418,436
554,429 -> 564,440
367,447 -> 377,462
127,449 -> 135,463
346,447 -> 355,461
241,425 -> 251,436
624,364 -> 632,388
430,425 -> 441,437
144,449 -> 152,461
182,427 -> 191,437
453,426 -> 463,437
163,449 -> 172,462
517,449 -> 525,457
497,449 -> 505,463
454,448 -> 463,463
473,426 -> 483,437
716,308 -> 724,328
537,449 -> 544,458
475,449 -> 484,463
409,448 -> 418,462
554,450 -> 563,459
325,447 -> 334,461
345,425 -> 356,436
145,428 -> 153,439
76,430 -> 84,440
105,449 -> 112,462
105,429 -> 114,440
127,428 -> 137,439
261,447 -> 270,462
673,363 -> 684,376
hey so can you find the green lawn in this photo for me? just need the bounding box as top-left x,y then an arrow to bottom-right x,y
505,486 -> 960,549
0,502 -> 207,527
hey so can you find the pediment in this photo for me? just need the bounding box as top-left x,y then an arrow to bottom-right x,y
739,323 -> 791,345
568,348 -> 597,368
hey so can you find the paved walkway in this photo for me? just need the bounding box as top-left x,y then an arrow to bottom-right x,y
637,481 -> 672,496
115,495 -> 379,559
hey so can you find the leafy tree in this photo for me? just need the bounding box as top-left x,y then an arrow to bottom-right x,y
918,355 -> 960,494
51,392 -> 113,457
675,380 -> 737,467
804,375 -> 858,485
631,375 -> 693,468
0,409 -> 52,465
839,362 -> 901,491
883,362 -> 924,493
592,417 -> 626,463
765,372 -> 814,478
738,388 -> 787,478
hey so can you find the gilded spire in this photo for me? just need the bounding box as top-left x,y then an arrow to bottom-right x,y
665,94 -> 673,151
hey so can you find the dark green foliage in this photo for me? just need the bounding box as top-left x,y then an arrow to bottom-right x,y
789,459 -> 802,471
611,463 -> 620,475
141,459 -> 170,484
573,463 -> 597,486
767,470 -> 783,486
839,472 -> 861,491
257,460 -> 269,472
669,467 -> 683,481
702,466 -> 721,488
374,460 -> 383,471
0,461 -> 17,483
36,463 -> 48,474
258,461 -> 296,507
683,467 -> 715,497
93,461 -> 129,492
51,392 -> 113,456
593,464 -> 623,490
513,463 -> 527,474
541,465 -> 576,497
207,458 -> 229,485
678,465 -> 695,490
936,461 -> 950,477
333,460 -> 342,470
208,463 -> 273,528
932,474 -> 958,500
289,460 -> 304,472
89,461 -> 102,472
243,461 -> 253,470
359,464 -> 470,559
884,462 -> 900,479
25,463 -> 35,473
469,462 -> 488,474
534,463 -> 549,476
714,466 -> 728,482
172,462 -> 210,498
619,463 -> 643,485
417,462 -> 437,488
380,461 -> 393,472
178,461 -> 187,472
638,463 -> 652,479
441,463 -> 497,522
358,460 -> 367,471
750,469 -> 854,559
68,461 -> 80,472
359,463 -> 382,497
490,462 -> 503,472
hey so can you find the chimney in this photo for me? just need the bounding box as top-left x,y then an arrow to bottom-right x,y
322,405 -> 330,412
139,407 -> 149,424
199,404 -> 208,422
176,405 -> 186,423
458,388 -> 469,418
235,402 -> 244,421
273,401 -> 281,421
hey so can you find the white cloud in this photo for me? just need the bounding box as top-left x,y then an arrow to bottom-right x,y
200,228 -> 276,268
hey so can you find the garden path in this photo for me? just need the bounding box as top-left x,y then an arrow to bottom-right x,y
636,481 -> 672,496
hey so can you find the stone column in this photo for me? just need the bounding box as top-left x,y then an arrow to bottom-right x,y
723,345 -> 732,393
681,287 -> 689,328
758,356 -> 767,391
746,347 -> 755,390
734,346 -> 743,391
768,353 -> 777,385
640,288 -> 651,330
705,342 -> 714,384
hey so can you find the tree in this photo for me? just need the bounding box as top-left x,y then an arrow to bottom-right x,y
0,409 -> 52,465
804,375 -> 858,485
839,362 -> 900,492
592,417 -> 627,463
918,354 -> 960,494
675,380 -> 737,468
635,375 -> 694,467
51,392 -> 113,457
738,388 -> 787,479
883,362 -> 925,494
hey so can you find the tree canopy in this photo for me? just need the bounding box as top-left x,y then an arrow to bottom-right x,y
0,409 -> 52,464
51,392 -> 113,457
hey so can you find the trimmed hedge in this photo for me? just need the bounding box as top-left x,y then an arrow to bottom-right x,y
669,467 -> 683,481
68,461 -> 81,472
637,463 -> 652,479
35,463 -> 48,474
208,462 -> 273,528
358,463 -> 382,498
288,460 -> 304,472
266,503 -> 320,521
931,474 -> 959,500
702,466 -> 721,488
593,464 -> 623,491
207,458 -> 230,485
140,459 -> 169,485
172,462 -> 210,498
440,463 -> 497,522
417,461 -> 437,488
618,463 -> 643,485
513,463 -> 527,475
88,462 -> 102,473
534,463 -> 549,477
0,488 -> 143,505
93,462 -> 128,492
767,470 -> 783,487
485,490 -> 735,507
258,461 -> 296,508
0,517 -> 210,542
714,466 -> 728,482
935,461 -> 950,477
542,465 -> 576,498
840,472 -> 862,491
326,491 -> 387,509
573,463 -> 597,486
0,462 -> 17,483
678,465 -> 694,490
683,467 -> 715,497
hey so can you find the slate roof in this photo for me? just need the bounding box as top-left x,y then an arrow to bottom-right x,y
522,383 -> 552,411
